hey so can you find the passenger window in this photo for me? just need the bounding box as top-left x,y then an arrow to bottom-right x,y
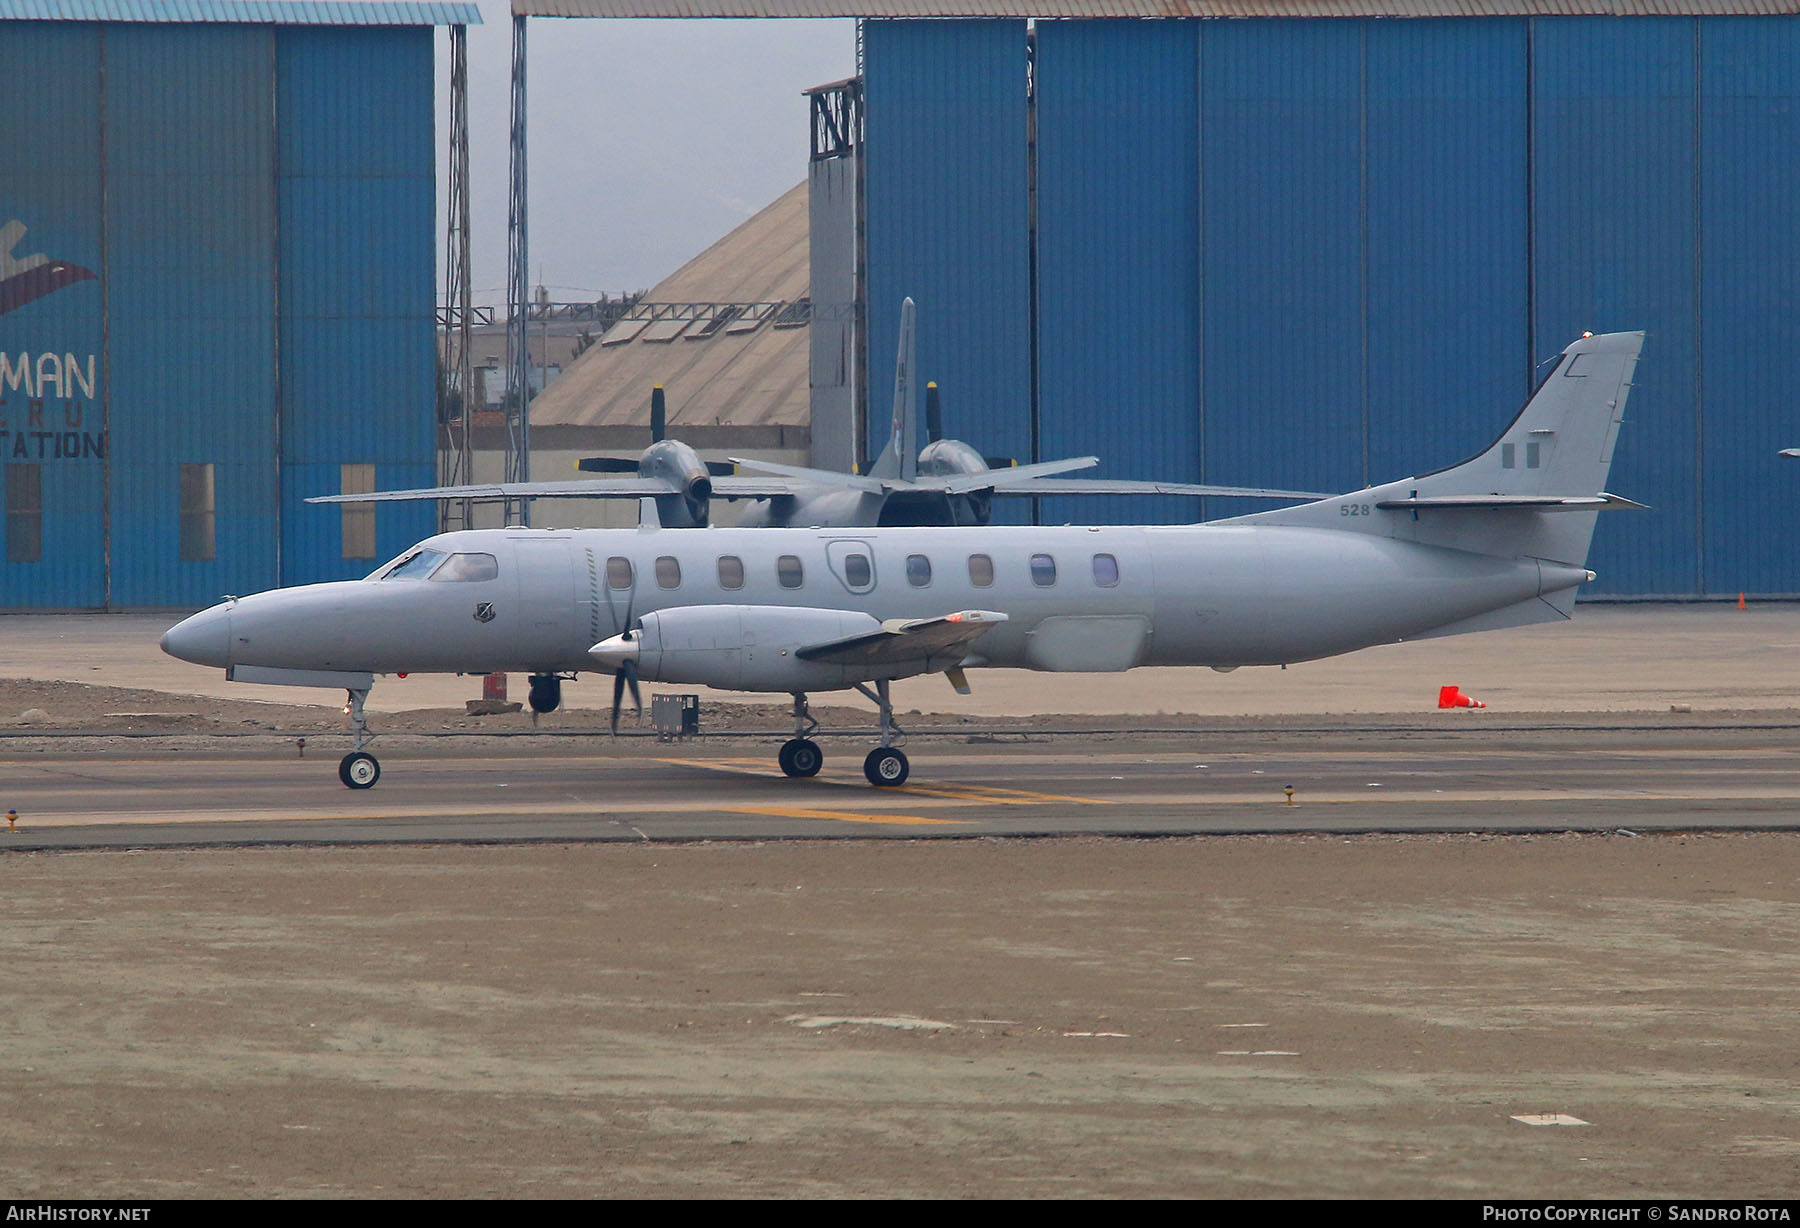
431,552 -> 499,582
1092,553 -> 1119,587
844,552 -> 871,588
968,553 -> 994,587
717,555 -> 744,590
607,556 -> 634,590
655,555 -> 681,589
1031,553 -> 1057,587
906,554 -> 932,587
777,554 -> 804,589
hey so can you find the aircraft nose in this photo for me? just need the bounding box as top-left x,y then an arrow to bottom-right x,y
161,603 -> 232,667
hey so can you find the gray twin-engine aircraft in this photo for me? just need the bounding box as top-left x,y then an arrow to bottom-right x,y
163,330 -> 1644,790
309,298 -> 1322,529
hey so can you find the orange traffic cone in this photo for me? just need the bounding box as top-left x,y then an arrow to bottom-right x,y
1739,592 -> 1747,610
1437,685 -> 1486,710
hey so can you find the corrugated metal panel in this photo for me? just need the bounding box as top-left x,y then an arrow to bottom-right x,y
1697,16 -> 1800,595
528,182 -> 812,433
0,20 -> 106,607
809,156 -> 858,472
863,18 -> 1032,485
277,25 -> 436,584
105,22 -> 280,605
1034,18 -> 1200,526
517,1 -> 1800,17
1532,16 -> 1698,596
1198,18 -> 1364,508
1364,18 -> 1529,483
0,1 -> 479,25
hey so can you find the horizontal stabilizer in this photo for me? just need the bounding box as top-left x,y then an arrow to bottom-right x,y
726,455 -> 1101,495
1374,492 -> 1646,512
796,609 -> 1007,668
933,456 -> 1097,493
726,456 -> 890,494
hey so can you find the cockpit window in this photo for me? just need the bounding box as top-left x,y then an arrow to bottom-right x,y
430,552 -> 499,582
381,548 -> 447,580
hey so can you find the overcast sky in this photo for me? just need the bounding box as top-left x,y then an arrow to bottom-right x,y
450,11 -> 855,304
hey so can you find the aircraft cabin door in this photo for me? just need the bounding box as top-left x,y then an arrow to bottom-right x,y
509,535 -> 577,666
823,539 -> 877,595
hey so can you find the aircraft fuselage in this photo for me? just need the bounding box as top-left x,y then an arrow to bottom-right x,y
164,522 -> 1583,685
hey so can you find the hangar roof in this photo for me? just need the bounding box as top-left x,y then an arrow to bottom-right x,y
516,1 -> 1800,17
527,181 -> 812,436
0,0 -> 481,24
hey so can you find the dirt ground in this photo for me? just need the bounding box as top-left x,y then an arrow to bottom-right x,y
3,630 -> 1800,1199
1,832 -> 1796,1199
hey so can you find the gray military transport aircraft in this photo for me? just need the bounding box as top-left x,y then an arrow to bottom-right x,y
162,330 -> 1645,790
308,299 -> 1323,529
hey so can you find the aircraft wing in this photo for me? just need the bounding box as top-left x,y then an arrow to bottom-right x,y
1374,492 -> 1647,511
306,476 -> 808,504
708,474 -> 835,498
795,609 -> 1007,668
1779,449 -> 1800,458
989,478 -> 1330,500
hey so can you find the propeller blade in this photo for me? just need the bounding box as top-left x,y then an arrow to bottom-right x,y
983,456 -> 1017,470
611,577 -> 643,739
704,460 -> 737,477
610,663 -> 642,737
925,381 -> 943,444
651,385 -> 666,443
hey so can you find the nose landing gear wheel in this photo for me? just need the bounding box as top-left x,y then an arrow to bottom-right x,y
779,738 -> 823,778
339,751 -> 381,790
864,746 -> 909,787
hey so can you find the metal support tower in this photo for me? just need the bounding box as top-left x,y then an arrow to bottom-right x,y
504,13 -> 531,527
438,23 -> 474,532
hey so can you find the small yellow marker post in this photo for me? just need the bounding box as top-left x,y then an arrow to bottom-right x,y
6,809 -> 17,831
1283,785 -> 1295,807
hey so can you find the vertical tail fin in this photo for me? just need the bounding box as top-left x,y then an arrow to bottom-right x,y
1227,330 -> 1644,569
869,297 -> 917,481
1412,330 -> 1642,503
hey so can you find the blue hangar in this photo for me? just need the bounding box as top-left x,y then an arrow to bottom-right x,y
0,0 -> 477,609
770,0 -> 1799,599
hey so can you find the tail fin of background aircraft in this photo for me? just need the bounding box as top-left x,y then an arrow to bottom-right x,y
868,297 -> 918,482
1226,330 -> 1644,571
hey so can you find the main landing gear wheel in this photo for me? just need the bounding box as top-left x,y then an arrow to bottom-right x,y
779,738 -> 823,778
339,751 -> 380,790
864,746 -> 909,787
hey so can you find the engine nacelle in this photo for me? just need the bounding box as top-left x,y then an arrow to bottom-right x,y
621,605 -> 886,692
640,439 -> 714,527
917,438 -> 988,478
